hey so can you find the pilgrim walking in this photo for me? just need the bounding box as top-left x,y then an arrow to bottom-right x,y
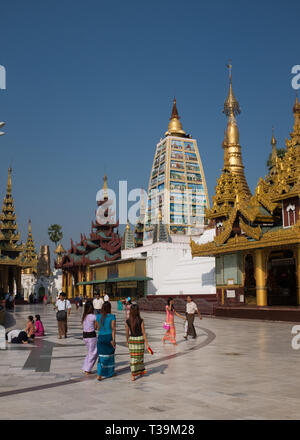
82,301 -> 99,375
126,304 -> 149,381
162,297 -> 184,345
184,295 -> 202,339
96,301 -> 116,381
55,292 -> 72,339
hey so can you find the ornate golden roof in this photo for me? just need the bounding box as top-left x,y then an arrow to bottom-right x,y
286,93 -> 300,149
55,242 -> 66,254
191,95 -> 300,258
220,66 -> 251,197
0,167 -> 24,258
165,97 -> 187,137
223,63 -> 241,117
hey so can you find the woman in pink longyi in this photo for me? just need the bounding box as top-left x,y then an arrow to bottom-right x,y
35,314 -> 45,337
162,297 -> 184,345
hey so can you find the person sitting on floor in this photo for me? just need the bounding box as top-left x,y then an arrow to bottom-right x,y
25,316 -> 35,340
34,314 -> 45,337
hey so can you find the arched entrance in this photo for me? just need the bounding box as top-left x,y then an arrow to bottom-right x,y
38,286 -> 46,303
267,250 -> 297,306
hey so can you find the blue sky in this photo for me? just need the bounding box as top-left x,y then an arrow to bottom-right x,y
0,0 -> 299,258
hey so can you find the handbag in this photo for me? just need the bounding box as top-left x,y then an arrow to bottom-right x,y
163,322 -> 170,331
56,300 -> 67,321
83,331 -> 96,338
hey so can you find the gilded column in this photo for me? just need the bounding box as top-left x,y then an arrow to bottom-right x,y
255,248 -> 267,306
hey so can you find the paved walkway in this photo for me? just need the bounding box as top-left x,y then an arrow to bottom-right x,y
0,304 -> 300,419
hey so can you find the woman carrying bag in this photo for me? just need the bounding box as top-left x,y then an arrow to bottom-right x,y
162,297 -> 184,345
55,292 -> 71,339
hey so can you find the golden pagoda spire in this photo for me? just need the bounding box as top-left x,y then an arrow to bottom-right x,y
222,64 -> 251,197
22,219 -> 38,273
286,92 -> 300,148
271,127 -> 277,163
0,167 -> 24,255
103,174 -> 108,200
7,166 -> 12,196
55,241 -> 66,265
224,62 -> 241,117
165,97 -> 187,137
122,220 -> 135,249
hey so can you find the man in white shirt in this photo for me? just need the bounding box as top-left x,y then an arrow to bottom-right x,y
55,292 -> 72,339
184,296 -> 202,340
93,293 -> 104,314
6,329 -> 22,343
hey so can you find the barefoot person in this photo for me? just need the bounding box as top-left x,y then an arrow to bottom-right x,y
55,292 -> 71,339
82,301 -> 99,375
34,315 -> 45,337
162,297 -> 184,345
96,301 -> 116,381
125,304 -> 149,381
25,316 -> 35,340
6,330 -> 29,344
184,296 -> 202,340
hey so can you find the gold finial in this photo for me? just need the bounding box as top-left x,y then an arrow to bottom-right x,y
271,126 -> 277,164
7,167 -> 12,195
126,220 -> 130,231
28,218 -> 32,233
103,174 -> 108,199
227,60 -> 232,82
224,63 -> 241,117
271,126 -> 277,146
165,97 -> 186,137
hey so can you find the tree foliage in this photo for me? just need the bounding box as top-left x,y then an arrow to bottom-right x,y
48,224 -> 63,247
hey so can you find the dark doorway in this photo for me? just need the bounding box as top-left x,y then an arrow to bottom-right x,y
267,250 -> 297,306
244,254 -> 256,304
38,286 -> 46,303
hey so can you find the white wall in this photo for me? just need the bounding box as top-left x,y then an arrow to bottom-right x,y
121,228 -> 216,296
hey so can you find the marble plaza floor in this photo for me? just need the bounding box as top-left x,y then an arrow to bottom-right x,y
0,303 -> 300,420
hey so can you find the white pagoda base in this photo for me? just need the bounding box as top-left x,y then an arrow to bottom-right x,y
121,229 -> 216,296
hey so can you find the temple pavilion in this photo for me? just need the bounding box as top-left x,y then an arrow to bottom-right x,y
191,68 -> 300,318
55,175 -> 123,298
0,169 -> 22,295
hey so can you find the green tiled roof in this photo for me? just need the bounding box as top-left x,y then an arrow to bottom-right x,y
88,247 -> 108,261
77,276 -> 152,286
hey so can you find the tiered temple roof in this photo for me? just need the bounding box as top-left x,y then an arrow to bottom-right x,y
191,82 -> 300,257
22,219 -> 38,273
56,176 -> 122,269
0,168 -> 24,265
